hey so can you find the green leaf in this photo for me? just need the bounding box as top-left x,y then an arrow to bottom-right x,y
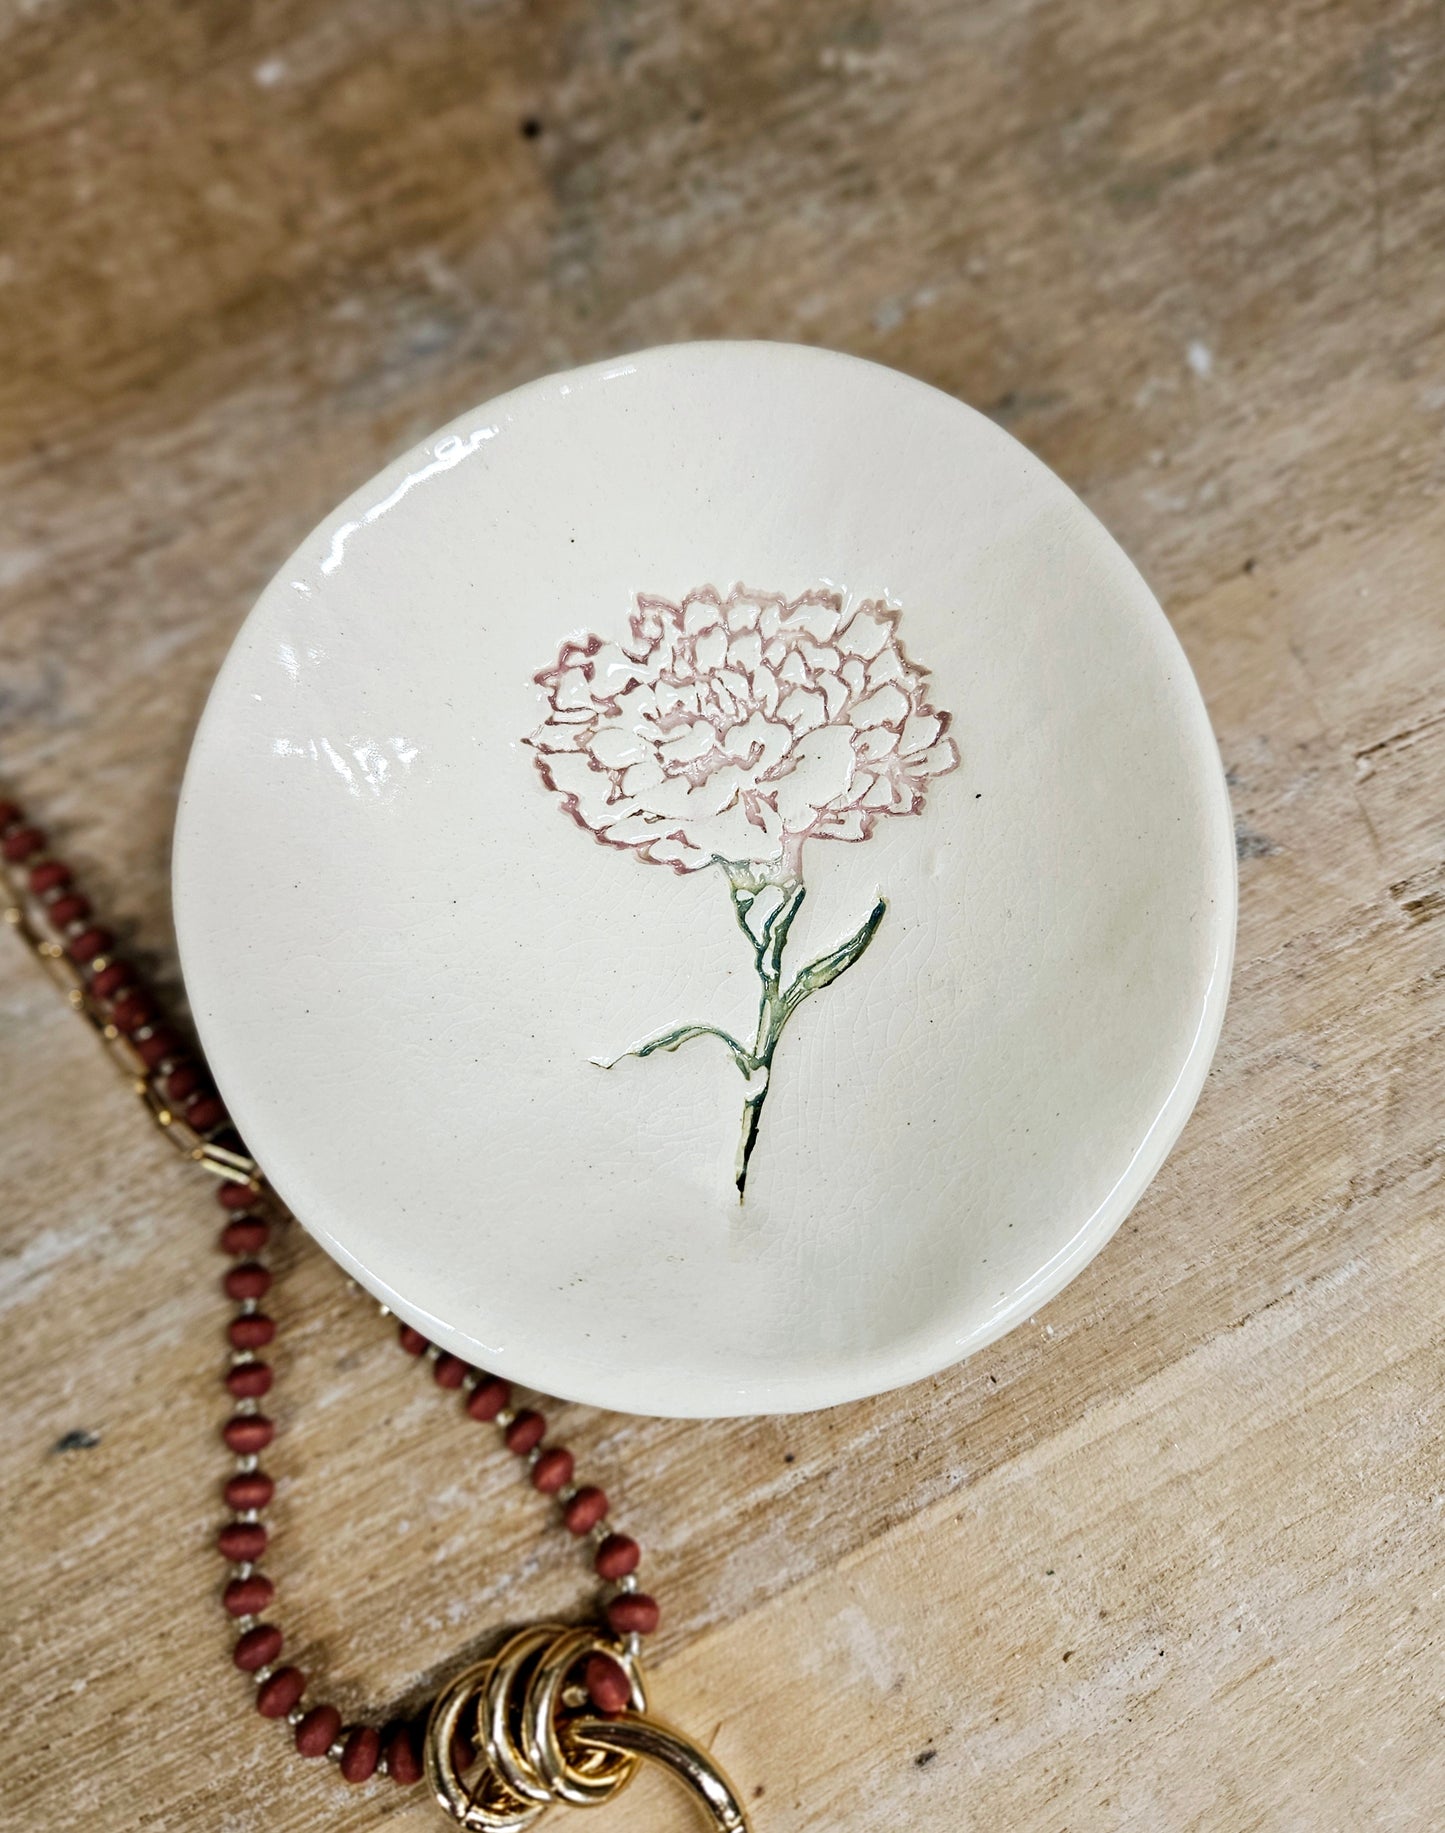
594,1022 -> 752,1074
781,895 -> 888,1018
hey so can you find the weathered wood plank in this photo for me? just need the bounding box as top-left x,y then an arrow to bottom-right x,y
2,1 -> 1442,1827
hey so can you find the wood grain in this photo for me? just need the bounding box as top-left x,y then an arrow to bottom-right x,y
2,1 -> 1442,1827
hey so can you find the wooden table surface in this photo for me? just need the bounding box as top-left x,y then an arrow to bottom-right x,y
3,2 -> 1443,1828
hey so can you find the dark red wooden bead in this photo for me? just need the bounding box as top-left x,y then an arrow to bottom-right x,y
296,1703 -> 343,1757
532,1446 -> 574,1494
465,1376 -> 511,1423
564,1486 -> 609,1535
223,1573 -> 275,1617
228,1312 -> 275,1350
224,1262 -> 271,1301
233,1622 -> 283,1671
218,1181 -> 259,1210
256,1666 -> 307,1718
28,859 -> 71,895
2,826 -> 45,862
584,1652 -> 632,1715
89,959 -> 134,999
219,1216 -> 268,1254
164,1063 -> 201,1102
383,1720 -> 424,1785
222,1413 -> 274,1454
47,892 -> 90,928
186,1094 -> 226,1132
135,1027 -> 182,1068
218,1520 -> 268,1561
226,1361 -> 273,1399
340,1724 -> 381,1783
605,1592 -> 660,1637
505,1410 -> 546,1456
0,799 -> 21,831
432,1352 -> 469,1390
450,1727 -> 477,1771
397,1322 -> 429,1356
66,925 -> 112,962
220,1218 -> 268,1256
224,1469 -> 275,1511
595,1533 -> 640,1580
111,992 -> 157,1034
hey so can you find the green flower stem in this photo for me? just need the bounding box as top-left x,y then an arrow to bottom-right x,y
601,857 -> 888,1202
726,869 -> 808,1200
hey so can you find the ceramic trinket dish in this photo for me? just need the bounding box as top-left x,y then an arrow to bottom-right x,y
175,341 -> 1235,1418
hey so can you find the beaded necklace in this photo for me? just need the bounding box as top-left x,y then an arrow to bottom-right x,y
1,794 -> 749,1831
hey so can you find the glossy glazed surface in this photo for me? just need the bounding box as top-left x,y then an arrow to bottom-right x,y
174,342 -> 1234,1416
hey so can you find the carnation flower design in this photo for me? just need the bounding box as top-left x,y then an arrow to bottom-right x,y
525,584 -> 960,1199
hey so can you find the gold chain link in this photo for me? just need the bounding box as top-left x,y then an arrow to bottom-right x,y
2,876 -> 261,1190
4,848 -> 749,1831
423,1625 -> 749,1832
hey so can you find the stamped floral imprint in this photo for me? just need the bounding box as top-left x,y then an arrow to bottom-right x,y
525,585 -> 959,1198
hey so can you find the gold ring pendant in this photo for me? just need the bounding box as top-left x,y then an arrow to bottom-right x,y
424,1624 -> 750,1832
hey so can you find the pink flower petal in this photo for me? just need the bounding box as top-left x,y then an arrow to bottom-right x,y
694,625 -> 728,672
837,605 -> 896,659
720,712 -> 792,771
541,751 -> 628,830
796,640 -> 841,676
727,631 -> 763,672
588,726 -> 647,768
866,644 -> 906,688
771,727 -> 857,829
682,590 -> 724,635
777,687 -> 827,735
855,728 -> 899,760
620,759 -> 667,795
750,664 -> 781,718
813,670 -> 850,721
528,721 -> 588,753
604,811 -> 666,845
639,834 -> 713,870
849,681 -> 911,729
780,591 -> 844,642
899,711 -> 942,756
912,737 -> 961,776
588,643 -> 649,699
657,721 -> 719,767
723,592 -> 771,634
551,664 -> 598,711
813,807 -> 870,841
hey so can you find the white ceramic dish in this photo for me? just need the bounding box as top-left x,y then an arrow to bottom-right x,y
175,341 -> 1234,1418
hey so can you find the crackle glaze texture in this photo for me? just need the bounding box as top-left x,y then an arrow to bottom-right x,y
174,343 -> 1235,1416
6,3 -> 1444,1826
